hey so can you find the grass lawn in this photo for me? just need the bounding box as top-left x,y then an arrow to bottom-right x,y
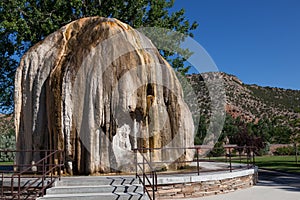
0,161 -> 13,165
254,155 -> 300,174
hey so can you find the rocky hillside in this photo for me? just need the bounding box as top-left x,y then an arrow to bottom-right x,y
186,72 -> 300,126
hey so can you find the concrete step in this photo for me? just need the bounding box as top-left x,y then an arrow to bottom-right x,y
55,176 -> 139,186
36,176 -> 149,200
46,184 -> 143,194
37,192 -> 147,200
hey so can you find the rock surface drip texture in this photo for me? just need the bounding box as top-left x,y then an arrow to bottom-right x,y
14,17 -> 194,174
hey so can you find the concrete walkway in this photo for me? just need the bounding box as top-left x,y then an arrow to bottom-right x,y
185,169 -> 300,200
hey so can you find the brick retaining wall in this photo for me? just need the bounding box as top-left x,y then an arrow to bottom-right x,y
148,168 -> 258,199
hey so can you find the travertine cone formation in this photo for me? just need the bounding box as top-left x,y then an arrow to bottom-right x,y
14,17 -> 194,174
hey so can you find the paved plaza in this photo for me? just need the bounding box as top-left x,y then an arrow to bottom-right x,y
186,169 -> 300,200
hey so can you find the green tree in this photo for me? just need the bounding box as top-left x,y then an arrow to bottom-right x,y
0,114 -> 15,151
289,119 -> 300,163
194,115 -> 207,145
222,114 -> 239,140
270,125 -> 292,144
0,0 -> 198,113
222,115 -> 265,155
251,118 -> 271,142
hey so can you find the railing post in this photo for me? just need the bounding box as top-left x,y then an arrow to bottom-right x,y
18,174 -> 20,200
142,152 -> 145,193
149,149 -> 152,171
1,173 -> 3,198
155,172 -> 158,191
134,149 -> 138,178
229,148 -> 232,172
225,147 -> 228,163
11,175 -> 13,197
252,147 -> 255,166
51,165 -> 53,184
42,159 -> 45,192
246,147 -> 250,168
50,151 -> 52,176
45,151 -> 48,173
58,150 -> 62,180
152,173 -> 155,200
196,147 -> 200,175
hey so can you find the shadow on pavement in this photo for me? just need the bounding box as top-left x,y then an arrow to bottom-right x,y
258,169 -> 300,192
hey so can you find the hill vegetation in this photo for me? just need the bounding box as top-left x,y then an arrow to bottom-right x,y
186,72 -> 300,155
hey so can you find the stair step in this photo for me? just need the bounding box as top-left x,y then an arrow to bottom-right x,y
36,176 -> 149,200
46,184 -> 143,194
37,192 -> 147,200
55,176 -> 139,186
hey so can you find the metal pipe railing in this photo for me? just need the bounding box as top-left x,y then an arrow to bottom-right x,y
0,150 -> 64,199
138,146 -> 256,172
133,145 -> 256,199
4,150 -> 64,200
134,149 -> 157,200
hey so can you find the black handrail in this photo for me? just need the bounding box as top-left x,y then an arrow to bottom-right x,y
10,150 -> 64,200
135,145 -> 256,176
134,149 -> 157,200
133,145 -> 256,199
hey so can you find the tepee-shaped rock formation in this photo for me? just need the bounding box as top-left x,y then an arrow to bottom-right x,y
14,17 -> 194,174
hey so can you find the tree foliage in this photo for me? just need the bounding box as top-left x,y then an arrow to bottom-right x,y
0,0 -> 198,113
195,114 -> 298,155
0,114 -> 15,152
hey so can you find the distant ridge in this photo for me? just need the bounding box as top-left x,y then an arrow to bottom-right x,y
186,72 -> 300,127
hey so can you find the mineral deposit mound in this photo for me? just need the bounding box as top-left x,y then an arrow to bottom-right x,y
14,17 -> 194,174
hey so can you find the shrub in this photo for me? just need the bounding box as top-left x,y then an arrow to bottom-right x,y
274,146 -> 295,156
207,142 -> 225,157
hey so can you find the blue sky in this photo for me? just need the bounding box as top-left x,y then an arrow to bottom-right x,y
173,0 -> 300,90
